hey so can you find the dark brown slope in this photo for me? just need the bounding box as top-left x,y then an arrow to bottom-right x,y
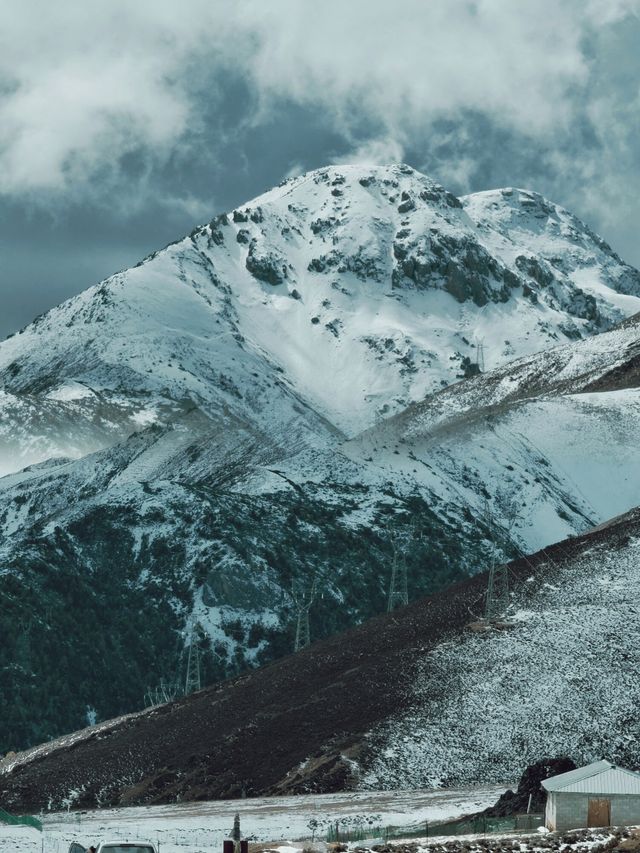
3,507 -> 640,813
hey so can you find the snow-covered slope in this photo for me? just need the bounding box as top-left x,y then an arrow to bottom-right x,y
2,163 -> 640,753
343,315 -> 640,551
1,164 -> 639,467
361,507 -> 640,789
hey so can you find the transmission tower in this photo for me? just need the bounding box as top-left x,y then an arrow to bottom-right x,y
387,548 -> 409,612
475,339 -> 485,373
485,557 -> 509,621
144,678 -> 179,708
292,576 -> 318,652
482,491 -> 520,621
184,621 -> 203,695
386,520 -> 419,612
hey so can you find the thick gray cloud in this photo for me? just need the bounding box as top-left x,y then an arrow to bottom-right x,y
1,0 -> 639,337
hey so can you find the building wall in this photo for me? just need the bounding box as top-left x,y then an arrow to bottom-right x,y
547,791 -> 640,832
611,795 -> 640,827
545,792 -> 557,831
553,792 -> 589,831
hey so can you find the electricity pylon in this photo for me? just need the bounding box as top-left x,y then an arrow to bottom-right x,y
292,576 -> 318,652
485,556 -> 509,621
144,678 -> 179,708
387,520 -> 419,612
184,621 -> 203,695
482,490 -> 520,621
387,547 -> 409,612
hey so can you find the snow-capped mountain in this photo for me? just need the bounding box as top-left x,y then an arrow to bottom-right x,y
1,163 -> 640,752
1,164 -> 638,467
345,314 -> 640,550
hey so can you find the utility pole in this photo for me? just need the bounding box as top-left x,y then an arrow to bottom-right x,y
184,621 -> 203,695
291,576 -> 318,652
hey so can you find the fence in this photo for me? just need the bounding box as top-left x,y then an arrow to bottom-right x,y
0,807 -> 43,832
326,813 -> 544,843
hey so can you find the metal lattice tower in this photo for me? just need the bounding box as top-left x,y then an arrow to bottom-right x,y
482,491 -> 520,621
184,622 -> 203,695
386,520 -> 418,612
144,678 -> 179,708
485,559 -> 509,621
476,339 -> 485,373
292,576 -> 317,652
387,549 -> 409,612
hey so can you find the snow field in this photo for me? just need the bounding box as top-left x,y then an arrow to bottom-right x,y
32,786 -> 506,853
362,531 -> 640,788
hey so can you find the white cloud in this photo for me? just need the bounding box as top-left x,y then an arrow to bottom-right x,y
0,0 -> 637,213
331,137 -> 406,167
283,161 -> 306,180
242,0 -> 591,135
0,0 -> 225,196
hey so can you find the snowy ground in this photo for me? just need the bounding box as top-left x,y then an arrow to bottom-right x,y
362,529 -> 640,789
0,785 -> 506,853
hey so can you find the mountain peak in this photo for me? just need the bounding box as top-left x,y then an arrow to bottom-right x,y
2,165 -> 640,444
232,161 -> 461,219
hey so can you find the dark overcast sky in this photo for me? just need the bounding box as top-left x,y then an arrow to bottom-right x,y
1,0 -> 639,339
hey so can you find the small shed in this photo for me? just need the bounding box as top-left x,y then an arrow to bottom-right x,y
542,760 -> 640,831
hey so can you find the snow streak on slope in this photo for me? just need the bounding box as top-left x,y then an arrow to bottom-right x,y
361,512 -> 640,789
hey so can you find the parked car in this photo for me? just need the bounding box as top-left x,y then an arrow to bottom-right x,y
68,844 -> 157,853
96,845 -> 157,853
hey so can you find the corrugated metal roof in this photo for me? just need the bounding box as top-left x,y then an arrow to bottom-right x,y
542,760 -> 640,794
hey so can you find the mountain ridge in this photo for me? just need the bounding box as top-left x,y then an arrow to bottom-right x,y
1,163 -> 640,754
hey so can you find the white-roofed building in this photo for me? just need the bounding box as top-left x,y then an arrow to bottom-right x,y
542,760 -> 640,831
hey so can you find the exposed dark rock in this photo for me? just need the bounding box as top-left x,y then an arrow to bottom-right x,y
515,255 -> 554,288
484,757 -> 577,816
208,214 -> 229,246
398,198 -> 415,214
246,240 -> 287,285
